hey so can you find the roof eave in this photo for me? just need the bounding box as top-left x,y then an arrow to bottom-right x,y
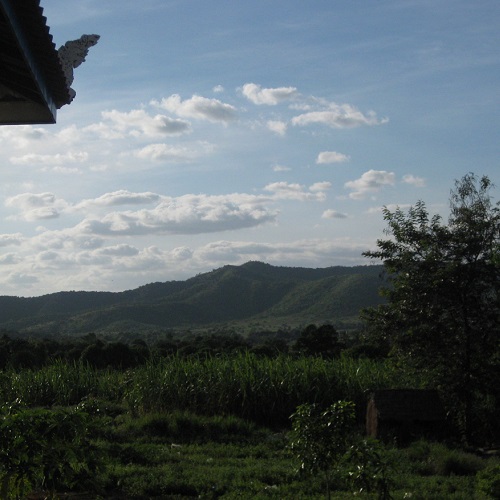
0,0 -> 68,124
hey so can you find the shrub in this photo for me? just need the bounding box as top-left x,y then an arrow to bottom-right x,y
290,401 -> 393,499
0,403 -> 102,497
476,464 -> 500,499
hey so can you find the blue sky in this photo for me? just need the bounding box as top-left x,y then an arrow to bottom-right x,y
0,0 -> 499,296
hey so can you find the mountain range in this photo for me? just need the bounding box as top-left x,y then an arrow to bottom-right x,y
0,261 -> 386,334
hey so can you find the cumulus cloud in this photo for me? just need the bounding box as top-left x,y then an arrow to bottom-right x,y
89,109 -> 191,139
316,151 -> 350,164
267,120 -> 287,136
344,170 -> 396,199
0,253 -> 21,265
0,231 -> 371,295
76,193 -> 278,236
152,94 -> 237,123
0,233 -> 24,246
133,143 -> 201,162
310,181 -> 332,192
242,83 -> 298,105
264,181 -> 330,201
94,244 -> 139,257
45,166 -> 82,175
193,238 -> 369,268
3,179 -> 331,241
10,151 -> 88,166
0,126 -> 48,148
6,272 -> 39,285
75,190 -> 162,210
402,174 -> 426,187
322,209 -> 348,219
292,102 -> 388,129
5,192 -> 68,221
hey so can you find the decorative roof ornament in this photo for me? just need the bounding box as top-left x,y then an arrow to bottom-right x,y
58,34 -> 100,103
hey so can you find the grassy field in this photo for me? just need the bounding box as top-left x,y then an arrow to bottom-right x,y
1,355 -> 498,498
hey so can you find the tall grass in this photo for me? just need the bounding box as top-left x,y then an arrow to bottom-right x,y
0,354 -> 403,426
125,353 -> 400,426
0,360 -> 124,407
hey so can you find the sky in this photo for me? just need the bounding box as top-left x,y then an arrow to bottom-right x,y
0,0 -> 499,296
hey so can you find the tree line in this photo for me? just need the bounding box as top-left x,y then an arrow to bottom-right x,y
0,322 -> 374,371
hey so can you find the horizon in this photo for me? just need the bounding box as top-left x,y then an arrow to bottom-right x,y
0,0 -> 498,296
2,260 -> 383,298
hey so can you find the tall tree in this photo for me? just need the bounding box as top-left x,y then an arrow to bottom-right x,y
362,174 -> 499,443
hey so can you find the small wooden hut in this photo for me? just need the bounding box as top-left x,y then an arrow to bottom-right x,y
366,389 -> 446,443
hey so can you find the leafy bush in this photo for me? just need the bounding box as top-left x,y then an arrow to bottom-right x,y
405,441 -> 485,477
0,403 -> 102,498
290,401 -> 393,499
476,464 -> 500,499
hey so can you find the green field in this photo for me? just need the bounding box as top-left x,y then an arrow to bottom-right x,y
1,354 -> 498,499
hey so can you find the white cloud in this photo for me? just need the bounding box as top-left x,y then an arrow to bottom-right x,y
292,102 -> 388,129
316,151 -> 350,164
152,94 -> 237,123
95,244 -> 139,257
133,143 -> 200,162
0,253 -> 21,265
402,174 -> 426,187
170,246 -> 193,260
0,233 -> 24,247
75,190 -> 162,209
0,231 -> 372,295
45,166 -> 82,175
322,209 -> 348,219
264,181 -> 329,201
242,83 -> 298,105
10,151 -> 88,166
0,126 -> 48,148
267,120 -> 287,136
272,164 -> 291,172
193,238 -> 369,268
309,181 -> 332,192
213,85 -> 224,93
6,272 -> 39,285
0,83 -> 397,296
5,192 -> 68,221
76,193 -> 278,236
345,170 -> 396,199
91,109 -> 191,138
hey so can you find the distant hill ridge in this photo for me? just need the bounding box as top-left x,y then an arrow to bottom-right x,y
0,261 -> 385,334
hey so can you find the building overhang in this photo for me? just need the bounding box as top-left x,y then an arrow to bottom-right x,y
0,0 -> 71,125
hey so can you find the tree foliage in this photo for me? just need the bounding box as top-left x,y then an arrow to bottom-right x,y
363,174 -> 500,443
0,402 -> 101,498
292,324 -> 343,358
289,401 -> 393,499
290,401 -> 356,498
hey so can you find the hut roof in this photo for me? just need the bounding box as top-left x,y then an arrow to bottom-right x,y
0,0 -> 71,124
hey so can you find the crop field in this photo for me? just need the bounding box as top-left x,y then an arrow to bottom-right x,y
1,354 -> 498,498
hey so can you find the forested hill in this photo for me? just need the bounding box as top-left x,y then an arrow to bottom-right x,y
0,262 -> 385,334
